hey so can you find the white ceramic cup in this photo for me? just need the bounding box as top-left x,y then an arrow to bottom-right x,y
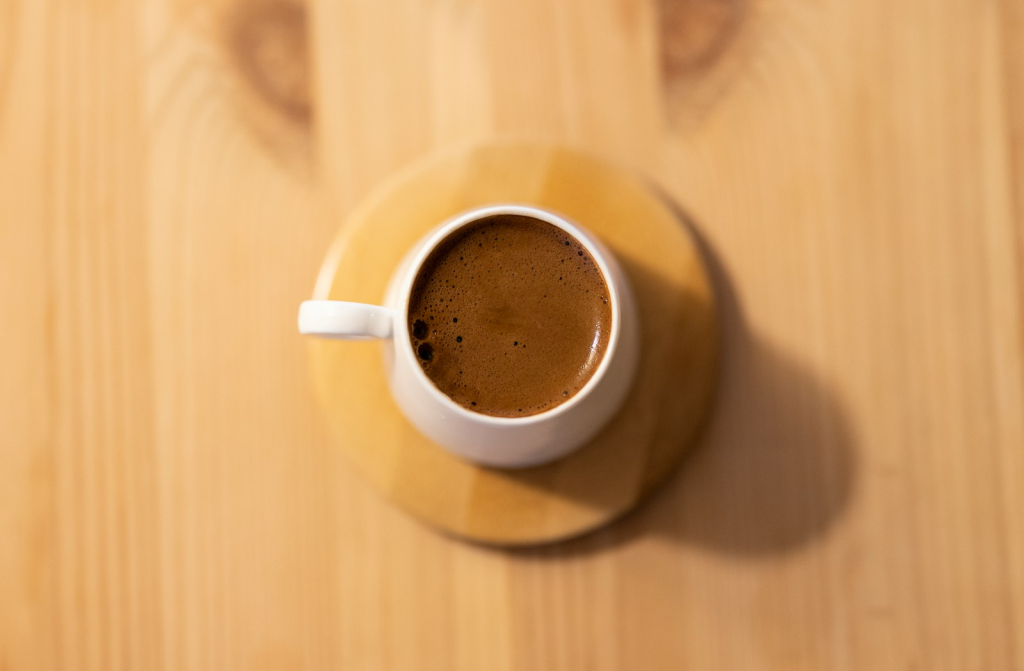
298,204 -> 640,468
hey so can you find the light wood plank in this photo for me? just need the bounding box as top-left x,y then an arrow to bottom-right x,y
1,0 -> 1022,668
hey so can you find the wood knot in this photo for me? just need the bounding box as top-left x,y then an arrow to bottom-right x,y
224,0 -> 311,124
659,0 -> 751,125
660,0 -> 746,79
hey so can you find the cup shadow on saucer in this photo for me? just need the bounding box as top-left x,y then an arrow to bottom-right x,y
506,204 -> 860,558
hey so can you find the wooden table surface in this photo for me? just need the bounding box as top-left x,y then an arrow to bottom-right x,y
2,0 -> 1022,669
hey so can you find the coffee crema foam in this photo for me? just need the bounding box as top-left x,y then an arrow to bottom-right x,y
407,215 -> 612,418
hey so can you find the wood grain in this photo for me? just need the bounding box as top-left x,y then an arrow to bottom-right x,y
1,0 -> 1022,669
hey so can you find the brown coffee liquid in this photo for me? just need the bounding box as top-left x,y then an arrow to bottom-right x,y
408,214 -> 612,418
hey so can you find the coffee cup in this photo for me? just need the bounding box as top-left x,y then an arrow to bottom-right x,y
299,204 -> 639,468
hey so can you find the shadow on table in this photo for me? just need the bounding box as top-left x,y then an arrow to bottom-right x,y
510,206 -> 860,559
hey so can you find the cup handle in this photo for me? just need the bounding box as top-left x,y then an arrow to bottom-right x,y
298,300 -> 394,339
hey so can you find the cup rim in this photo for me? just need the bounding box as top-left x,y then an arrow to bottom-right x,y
394,204 -> 624,426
